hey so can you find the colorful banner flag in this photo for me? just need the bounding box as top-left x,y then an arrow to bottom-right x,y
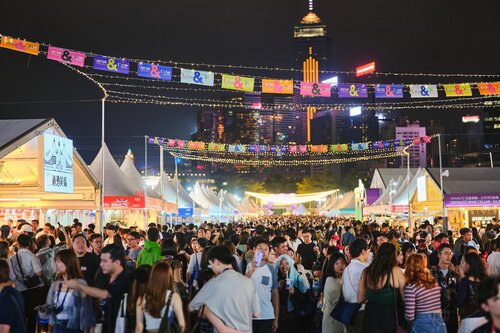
443,83 -> 473,97
375,84 -> 404,98
221,74 -> 255,92
299,145 -> 308,153
177,140 -> 185,148
47,46 -> 85,67
167,139 -> 176,147
93,56 -> 130,74
289,146 -> 298,153
300,82 -> 331,97
216,144 -> 226,152
409,84 -> 438,98
337,84 -> 368,98
262,79 -> 294,94
180,68 -> 214,86
0,37 -> 39,55
137,63 -> 172,81
477,82 -> 500,95
332,143 -> 349,152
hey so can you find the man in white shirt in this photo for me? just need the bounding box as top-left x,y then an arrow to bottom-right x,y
246,239 -> 279,333
342,238 -> 370,333
189,245 -> 260,333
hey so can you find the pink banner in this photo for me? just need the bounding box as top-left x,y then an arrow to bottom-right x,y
289,146 -> 298,153
300,82 -> 331,97
299,145 -> 308,153
47,46 -> 86,67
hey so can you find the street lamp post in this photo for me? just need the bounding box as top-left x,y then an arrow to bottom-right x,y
438,134 -> 448,231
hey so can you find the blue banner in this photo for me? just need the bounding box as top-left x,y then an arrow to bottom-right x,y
137,63 -> 172,81
375,84 -> 404,98
93,56 -> 130,74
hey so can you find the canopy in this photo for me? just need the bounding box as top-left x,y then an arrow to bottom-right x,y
245,189 -> 338,205
90,144 -> 141,196
120,155 -> 160,199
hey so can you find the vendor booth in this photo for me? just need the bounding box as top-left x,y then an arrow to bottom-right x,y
0,119 -> 99,227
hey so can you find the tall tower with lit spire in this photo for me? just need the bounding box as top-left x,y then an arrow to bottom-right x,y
293,0 -> 332,142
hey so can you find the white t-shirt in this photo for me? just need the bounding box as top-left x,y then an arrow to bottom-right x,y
248,264 -> 278,320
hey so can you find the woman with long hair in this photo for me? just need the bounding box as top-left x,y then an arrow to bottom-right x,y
455,252 -> 487,319
357,242 -> 406,333
404,254 -> 446,332
135,261 -> 185,333
43,249 -> 95,332
322,253 -> 347,333
127,265 -> 152,333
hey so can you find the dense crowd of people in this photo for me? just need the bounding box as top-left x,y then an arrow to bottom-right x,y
0,215 -> 499,333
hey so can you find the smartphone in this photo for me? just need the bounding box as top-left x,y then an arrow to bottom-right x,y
255,251 -> 263,266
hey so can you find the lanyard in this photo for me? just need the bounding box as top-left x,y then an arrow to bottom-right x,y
55,282 -> 69,311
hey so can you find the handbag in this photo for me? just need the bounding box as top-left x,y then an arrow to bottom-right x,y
391,273 -> 408,333
115,293 -> 127,333
290,275 -> 316,317
15,253 -> 42,289
330,294 -> 361,325
458,282 -> 478,319
159,291 -> 182,333
330,266 -> 361,325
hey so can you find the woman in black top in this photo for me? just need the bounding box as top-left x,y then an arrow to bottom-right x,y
456,252 -> 487,319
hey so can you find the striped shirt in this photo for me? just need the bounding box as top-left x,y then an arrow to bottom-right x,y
404,283 -> 442,321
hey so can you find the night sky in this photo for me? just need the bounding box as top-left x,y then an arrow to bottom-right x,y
1,0 -> 500,168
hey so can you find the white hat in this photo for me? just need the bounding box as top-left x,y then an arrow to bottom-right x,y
20,224 -> 33,233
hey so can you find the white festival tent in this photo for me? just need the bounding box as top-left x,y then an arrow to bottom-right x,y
120,155 -> 161,199
89,144 -> 141,197
153,172 -> 192,208
392,167 -> 424,206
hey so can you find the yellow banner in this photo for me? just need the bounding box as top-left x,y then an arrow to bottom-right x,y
0,37 -> 39,55
443,83 -> 472,97
477,82 -> 500,95
221,74 -> 255,92
262,79 -> 294,94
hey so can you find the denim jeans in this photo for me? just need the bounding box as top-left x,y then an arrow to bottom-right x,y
411,313 -> 446,333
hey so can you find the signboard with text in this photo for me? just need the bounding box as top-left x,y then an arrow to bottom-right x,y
40,133 -> 74,193
444,194 -> 500,207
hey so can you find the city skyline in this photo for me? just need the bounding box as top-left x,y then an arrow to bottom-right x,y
1,0 -> 499,169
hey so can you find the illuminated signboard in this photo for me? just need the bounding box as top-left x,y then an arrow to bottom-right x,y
356,62 -> 376,77
40,133 -> 74,193
350,106 -> 362,116
462,115 -> 480,123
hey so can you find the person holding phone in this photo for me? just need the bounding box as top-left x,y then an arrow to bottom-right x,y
246,239 -> 280,333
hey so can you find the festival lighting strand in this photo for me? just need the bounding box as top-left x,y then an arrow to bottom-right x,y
169,150 -> 405,166
2,34 -> 500,78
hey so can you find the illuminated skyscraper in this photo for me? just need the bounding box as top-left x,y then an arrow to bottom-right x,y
293,0 -> 332,142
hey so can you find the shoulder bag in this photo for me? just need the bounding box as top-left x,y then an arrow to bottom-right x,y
15,253 -> 42,289
330,268 -> 361,325
159,291 -> 182,333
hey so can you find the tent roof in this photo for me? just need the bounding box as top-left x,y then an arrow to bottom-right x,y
120,155 -> 160,199
370,168 -> 419,189
90,144 -> 141,196
426,167 -> 500,194
0,118 -> 99,188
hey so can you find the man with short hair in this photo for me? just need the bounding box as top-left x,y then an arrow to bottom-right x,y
428,233 -> 455,267
270,236 -> 288,257
189,246 -> 259,333
296,229 -> 320,274
342,239 -> 370,333
246,239 -> 279,333
376,233 -> 388,248
136,227 -> 162,267
64,245 -> 130,333
0,260 -> 27,333
454,227 -> 477,259
73,233 -> 100,286
10,234 -> 43,333
90,233 -> 103,258
431,243 -> 459,333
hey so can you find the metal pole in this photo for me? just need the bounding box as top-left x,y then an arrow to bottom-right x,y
100,98 -> 105,233
490,152 -> 494,168
438,134 -> 447,231
174,156 -> 179,224
406,148 -> 411,230
160,146 -> 164,223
